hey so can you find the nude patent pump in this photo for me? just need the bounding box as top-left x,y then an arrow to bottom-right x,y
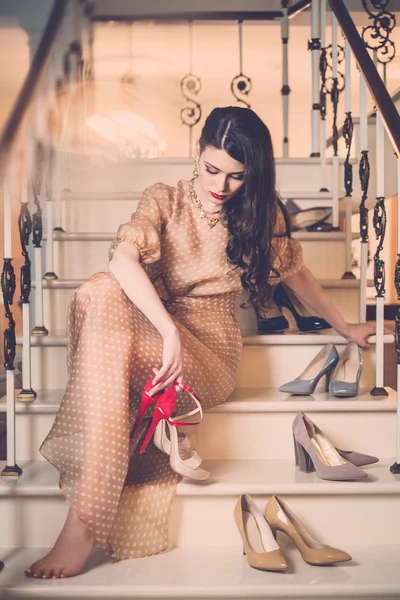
265,495 -> 352,566
233,495 -> 287,571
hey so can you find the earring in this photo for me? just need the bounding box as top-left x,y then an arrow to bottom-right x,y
193,158 -> 199,179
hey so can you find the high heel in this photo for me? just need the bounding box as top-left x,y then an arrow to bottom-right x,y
278,344 -> 339,395
233,495 -> 287,571
265,496 -> 352,565
329,342 -> 362,397
139,381 -> 202,453
140,381 -> 210,480
130,378 -> 163,440
298,413 -> 378,467
273,283 -> 332,333
292,412 -> 368,481
162,419 -> 210,480
153,419 -> 203,470
256,308 -> 289,334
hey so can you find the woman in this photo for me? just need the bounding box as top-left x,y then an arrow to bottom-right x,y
26,106 -> 377,579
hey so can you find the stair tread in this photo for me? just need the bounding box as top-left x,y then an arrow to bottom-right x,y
1,387 -> 396,413
49,230 -> 361,242
35,278 -> 374,289
1,458 -> 399,497
16,333 -> 395,346
0,544 -> 399,598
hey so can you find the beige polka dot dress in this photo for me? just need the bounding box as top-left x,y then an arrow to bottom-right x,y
40,179 -> 303,561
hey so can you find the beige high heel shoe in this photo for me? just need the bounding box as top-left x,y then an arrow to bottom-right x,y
265,496 -> 352,566
233,495 -> 287,571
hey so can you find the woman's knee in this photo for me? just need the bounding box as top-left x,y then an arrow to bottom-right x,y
75,271 -> 126,304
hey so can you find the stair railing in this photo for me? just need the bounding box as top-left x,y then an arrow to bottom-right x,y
0,0 -> 94,479
328,0 -> 400,472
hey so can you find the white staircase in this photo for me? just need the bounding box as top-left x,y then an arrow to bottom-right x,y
1,151 -> 400,599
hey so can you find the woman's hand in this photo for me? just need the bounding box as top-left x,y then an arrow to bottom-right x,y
148,327 -> 183,395
343,322 -> 393,349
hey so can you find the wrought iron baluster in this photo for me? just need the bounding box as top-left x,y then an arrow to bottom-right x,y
231,20 -> 252,108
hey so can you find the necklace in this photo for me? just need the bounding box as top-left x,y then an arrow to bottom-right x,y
188,178 -> 221,229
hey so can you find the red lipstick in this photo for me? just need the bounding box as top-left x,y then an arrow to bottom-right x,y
210,192 -> 226,200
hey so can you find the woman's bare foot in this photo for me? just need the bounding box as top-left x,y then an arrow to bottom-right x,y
25,508 -> 96,579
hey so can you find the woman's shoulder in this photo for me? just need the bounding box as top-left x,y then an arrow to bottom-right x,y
143,179 -> 187,202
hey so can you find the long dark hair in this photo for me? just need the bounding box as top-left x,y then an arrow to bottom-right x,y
198,106 -> 291,311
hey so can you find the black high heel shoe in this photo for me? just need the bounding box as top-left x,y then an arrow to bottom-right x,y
274,284 -> 331,333
256,309 -> 289,334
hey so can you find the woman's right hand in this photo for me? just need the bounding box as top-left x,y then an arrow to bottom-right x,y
149,327 -> 183,395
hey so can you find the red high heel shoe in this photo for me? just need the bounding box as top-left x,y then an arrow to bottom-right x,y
139,380 -> 203,454
129,378 -> 164,440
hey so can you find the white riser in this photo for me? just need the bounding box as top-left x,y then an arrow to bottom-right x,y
9,405 -> 397,462
49,238 -> 352,283
237,342 -> 380,389
26,342 -> 384,390
171,493 -> 400,548
40,287 -> 363,334
60,194 -> 343,234
62,155 -> 351,195
197,409 -> 396,460
0,481 -> 398,548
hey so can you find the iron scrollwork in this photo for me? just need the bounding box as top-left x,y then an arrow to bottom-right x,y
180,74 -> 202,128
343,111 -> 354,197
373,196 -> 386,297
18,204 -> 32,304
359,150 -> 370,243
1,259 -> 16,371
362,0 -> 396,64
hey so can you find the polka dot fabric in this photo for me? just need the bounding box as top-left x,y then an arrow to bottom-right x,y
40,179 -> 303,562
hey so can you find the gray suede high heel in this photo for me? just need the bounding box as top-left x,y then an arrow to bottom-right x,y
292,413 -> 368,481
328,342 -> 362,397
278,344 -> 339,395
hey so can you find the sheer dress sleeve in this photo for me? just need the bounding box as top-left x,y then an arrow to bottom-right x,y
269,203 -> 303,284
108,187 -> 163,265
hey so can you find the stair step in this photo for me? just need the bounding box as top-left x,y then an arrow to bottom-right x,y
35,277 -> 374,289
16,333 -> 394,391
1,388 -> 397,461
16,332 -> 395,347
48,230 -> 361,242
1,544 -> 400,600
1,459 -> 399,548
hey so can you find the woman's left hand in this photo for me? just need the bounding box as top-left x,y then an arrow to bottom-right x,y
343,322 -> 393,349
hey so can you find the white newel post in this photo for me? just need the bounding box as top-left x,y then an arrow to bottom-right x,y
392,157 -> 400,472
370,109 -> 387,397
358,75 -> 369,323
32,172 -> 49,337
1,177 -> 22,478
18,144 -> 37,403
310,0 -> 320,157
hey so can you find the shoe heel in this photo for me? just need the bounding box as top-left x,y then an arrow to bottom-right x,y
325,368 -> 334,392
296,441 -> 316,473
293,433 -> 300,466
139,407 -> 164,453
130,402 -> 150,439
